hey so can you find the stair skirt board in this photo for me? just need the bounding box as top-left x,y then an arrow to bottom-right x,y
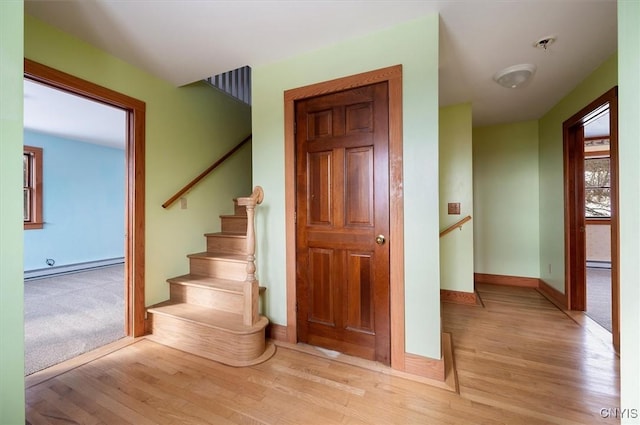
147,310 -> 275,367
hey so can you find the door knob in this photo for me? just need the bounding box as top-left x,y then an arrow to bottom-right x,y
375,234 -> 386,245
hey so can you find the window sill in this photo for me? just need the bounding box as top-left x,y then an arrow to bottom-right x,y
24,222 -> 44,230
585,218 -> 612,225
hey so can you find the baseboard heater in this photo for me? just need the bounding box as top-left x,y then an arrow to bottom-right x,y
24,257 -> 125,280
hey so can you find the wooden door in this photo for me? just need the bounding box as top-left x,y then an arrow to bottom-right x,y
295,82 -> 390,364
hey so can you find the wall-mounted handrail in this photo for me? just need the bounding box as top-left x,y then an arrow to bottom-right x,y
440,215 -> 472,238
162,135 -> 252,208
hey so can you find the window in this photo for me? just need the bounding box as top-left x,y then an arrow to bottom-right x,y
24,146 -> 43,229
584,156 -> 610,218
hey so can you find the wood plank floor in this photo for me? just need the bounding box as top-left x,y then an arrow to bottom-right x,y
26,283 -> 619,424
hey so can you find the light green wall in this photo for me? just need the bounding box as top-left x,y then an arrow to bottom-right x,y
439,104 -> 474,293
0,2 -> 26,423
252,15 -> 441,359
25,15 -> 252,306
473,121 -> 540,277
538,53 -> 617,292
619,1 -> 640,422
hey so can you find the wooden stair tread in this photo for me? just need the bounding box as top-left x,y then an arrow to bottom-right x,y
219,214 -> 247,219
167,274 -> 244,294
187,251 -> 247,262
170,274 -> 266,294
148,302 -> 268,334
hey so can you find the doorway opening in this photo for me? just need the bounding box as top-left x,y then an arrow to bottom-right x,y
23,78 -> 128,374
23,60 -> 146,369
564,87 -> 619,351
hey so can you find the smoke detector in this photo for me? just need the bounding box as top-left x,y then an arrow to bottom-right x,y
534,36 -> 556,50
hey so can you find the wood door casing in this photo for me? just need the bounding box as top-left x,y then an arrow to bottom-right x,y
24,59 -> 147,337
563,87 -> 619,352
295,82 -> 391,364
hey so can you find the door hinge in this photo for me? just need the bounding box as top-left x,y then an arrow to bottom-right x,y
295,302 -> 299,313
294,121 -> 297,135
294,211 -> 297,223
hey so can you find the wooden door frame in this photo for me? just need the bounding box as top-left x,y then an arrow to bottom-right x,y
563,86 -> 619,351
24,59 -> 147,337
283,65 -> 405,370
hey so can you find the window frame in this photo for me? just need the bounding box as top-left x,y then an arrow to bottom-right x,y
23,145 -> 43,230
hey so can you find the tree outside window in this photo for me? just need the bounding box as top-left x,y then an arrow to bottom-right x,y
585,156 -> 610,218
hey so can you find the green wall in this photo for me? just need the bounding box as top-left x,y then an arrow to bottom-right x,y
439,104 -> 474,293
252,15 -> 441,359
538,53 -> 617,292
473,121 -> 540,278
25,15 -> 253,307
618,1 -> 640,421
0,3 -> 25,423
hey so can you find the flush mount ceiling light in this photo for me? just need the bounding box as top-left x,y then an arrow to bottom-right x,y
493,64 -> 537,89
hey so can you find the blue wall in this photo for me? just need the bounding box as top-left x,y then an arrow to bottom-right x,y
24,130 -> 125,271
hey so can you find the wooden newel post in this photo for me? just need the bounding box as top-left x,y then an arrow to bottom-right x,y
239,186 -> 263,282
245,202 -> 257,282
236,186 -> 264,326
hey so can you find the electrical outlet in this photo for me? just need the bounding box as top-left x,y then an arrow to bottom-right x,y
180,197 -> 187,209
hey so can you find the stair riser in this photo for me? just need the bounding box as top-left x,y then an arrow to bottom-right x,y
206,236 -> 247,254
170,284 -> 243,314
190,258 -> 247,280
233,202 -> 247,217
148,313 -> 266,363
221,216 -> 247,233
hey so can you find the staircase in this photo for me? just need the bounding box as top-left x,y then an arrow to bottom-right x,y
147,187 -> 275,366
205,65 -> 251,105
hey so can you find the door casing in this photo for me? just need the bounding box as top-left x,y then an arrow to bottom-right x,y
283,65 -> 407,370
563,86 -> 619,352
25,59 -> 147,337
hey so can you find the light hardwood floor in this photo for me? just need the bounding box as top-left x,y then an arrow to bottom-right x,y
26,283 -> 619,424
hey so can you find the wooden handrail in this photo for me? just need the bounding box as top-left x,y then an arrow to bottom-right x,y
162,134 -> 252,208
440,215 -> 472,238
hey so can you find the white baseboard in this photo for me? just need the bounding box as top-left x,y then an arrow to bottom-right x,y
25,257 -> 125,280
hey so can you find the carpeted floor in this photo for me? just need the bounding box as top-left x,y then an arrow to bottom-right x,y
24,264 -> 125,375
586,267 -> 612,332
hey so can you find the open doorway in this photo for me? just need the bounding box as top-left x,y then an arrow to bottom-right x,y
23,59 -> 147,373
23,78 -> 127,374
564,87 -> 619,352
583,109 -> 612,332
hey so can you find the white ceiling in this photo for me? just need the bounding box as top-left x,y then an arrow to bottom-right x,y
24,79 -> 126,149
24,0 -> 617,139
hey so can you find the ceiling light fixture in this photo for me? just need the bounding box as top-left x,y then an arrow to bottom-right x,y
493,64 -> 536,89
